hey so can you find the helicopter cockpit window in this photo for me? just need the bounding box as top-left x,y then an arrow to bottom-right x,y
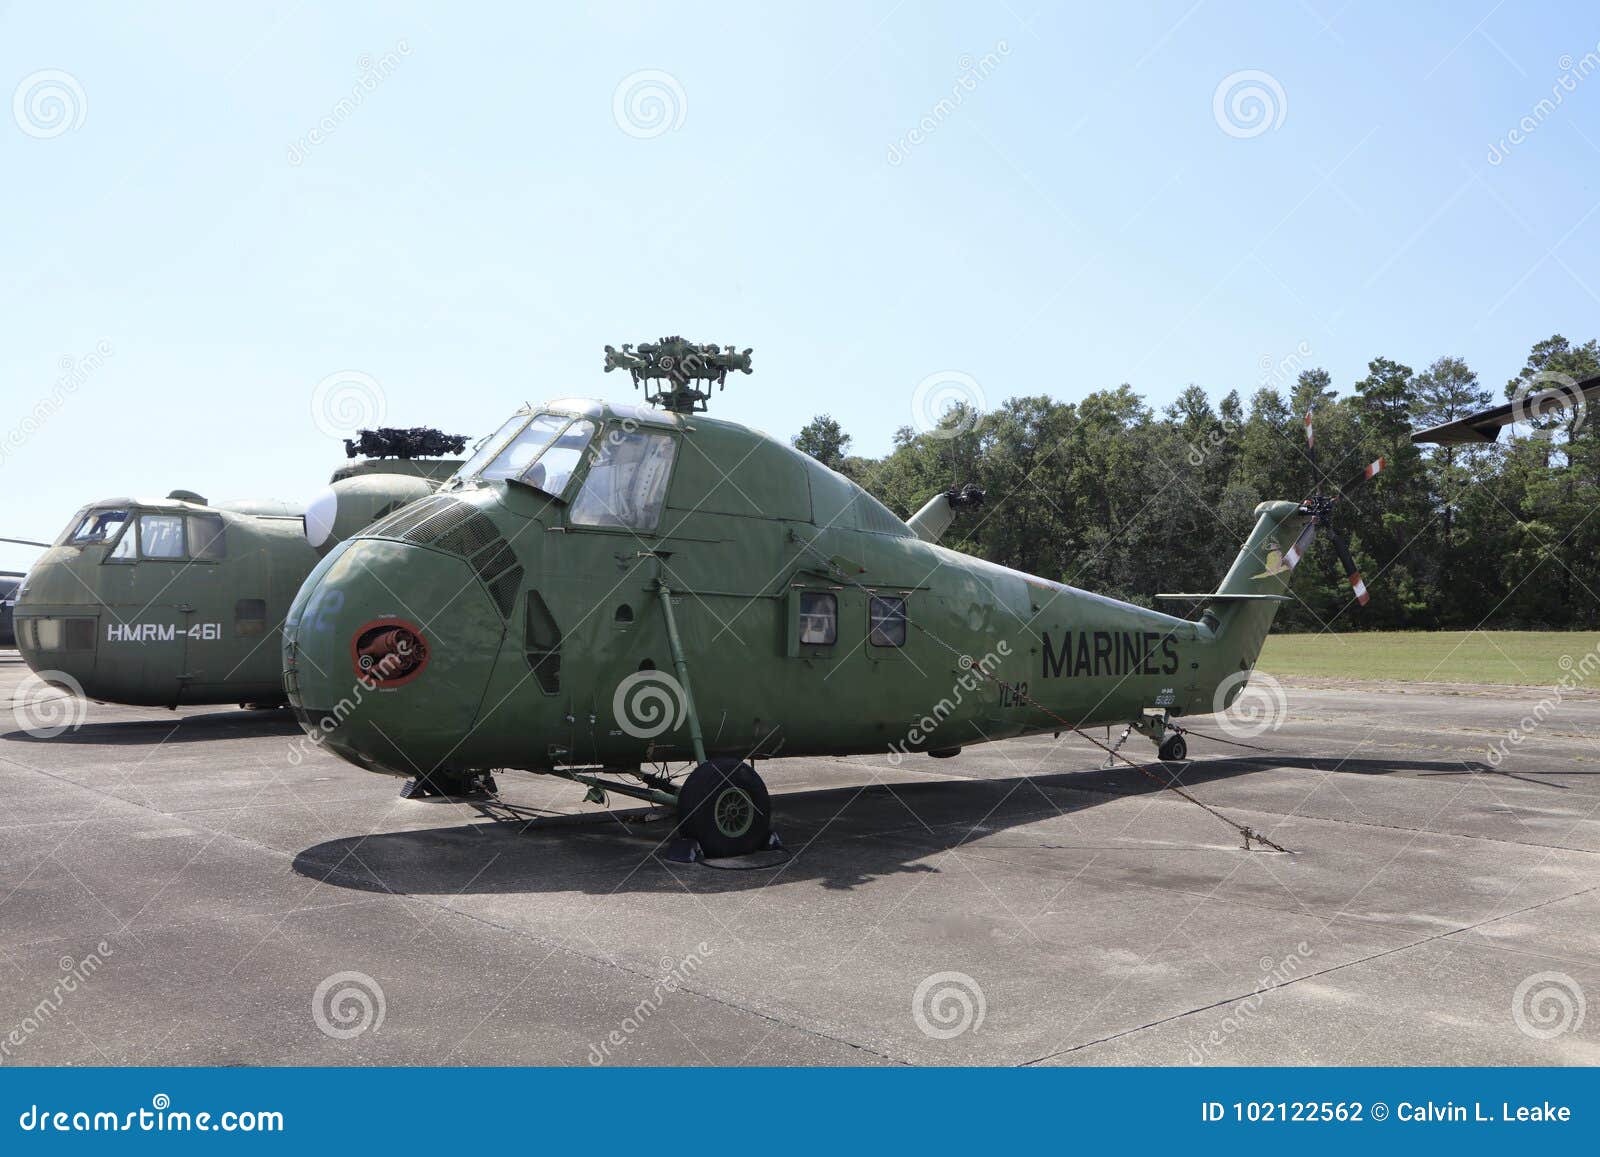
451,415 -> 530,485
187,513 -> 227,560
518,419 -> 595,497
481,414 -> 573,483
568,429 -> 678,532
139,514 -> 185,559
69,509 -> 128,544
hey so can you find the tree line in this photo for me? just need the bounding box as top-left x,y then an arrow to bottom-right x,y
793,334 -> 1600,632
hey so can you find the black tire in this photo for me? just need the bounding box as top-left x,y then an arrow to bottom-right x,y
1158,733 -> 1187,762
677,759 -> 772,858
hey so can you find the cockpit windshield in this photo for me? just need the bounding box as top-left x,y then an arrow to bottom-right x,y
450,415 -> 528,485
482,415 -> 571,481
455,411 -> 598,498
67,508 -> 128,544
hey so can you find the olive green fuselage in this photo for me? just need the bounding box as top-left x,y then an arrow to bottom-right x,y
282,403 -> 1304,780
13,460 -> 457,707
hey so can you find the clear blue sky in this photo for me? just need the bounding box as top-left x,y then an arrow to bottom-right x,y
4,1 -> 1598,573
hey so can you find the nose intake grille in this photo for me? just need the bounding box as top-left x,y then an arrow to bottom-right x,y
364,496 -> 523,619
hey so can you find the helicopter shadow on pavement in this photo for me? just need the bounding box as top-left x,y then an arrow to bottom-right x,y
291,753 -> 1487,895
3,709 -> 301,747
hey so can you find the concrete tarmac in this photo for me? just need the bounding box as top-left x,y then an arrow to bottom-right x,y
2,651 -> 1597,1066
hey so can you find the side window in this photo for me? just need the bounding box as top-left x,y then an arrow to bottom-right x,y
108,525 -> 137,561
188,514 -> 226,560
139,515 -> 185,559
569,429 -> 678,531
869,595 -> 907,648
235,598 -> 267,637
799,592 -> 837,645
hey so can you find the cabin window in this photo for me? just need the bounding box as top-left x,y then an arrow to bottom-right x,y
869,596 -> 907,648
188,514 -> 227,560
799,592 -> 837,645
481,414 -> 572,482
139,515 -> 185,559
569,429 -> 677,532
108,526 -> 137,561
69,509 -> 128,544
519,419 -> 595,498
235,598 -> 267,638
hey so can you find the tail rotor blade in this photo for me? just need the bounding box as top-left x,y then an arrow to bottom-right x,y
1327,528 -> 1370,606
1282,521 -> 1318,571
1363,456 -> 1385,481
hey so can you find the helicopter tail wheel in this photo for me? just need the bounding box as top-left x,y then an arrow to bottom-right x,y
1158,733 -> 1187,762
677,758 -> 772,859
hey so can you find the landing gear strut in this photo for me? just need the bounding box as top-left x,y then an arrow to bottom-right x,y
399,770 -> 498,799
1104,709 -> 1189,767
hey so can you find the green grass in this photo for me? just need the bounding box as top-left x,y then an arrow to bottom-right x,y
1256,631 -> 1600,686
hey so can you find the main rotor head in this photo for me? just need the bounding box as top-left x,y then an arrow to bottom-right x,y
604,336 -> 753,413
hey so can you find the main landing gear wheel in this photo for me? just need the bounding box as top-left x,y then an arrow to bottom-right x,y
677,759 -> 772,858
1158,733 -> 1187,762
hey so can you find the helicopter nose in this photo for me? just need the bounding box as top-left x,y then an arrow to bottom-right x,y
282,536 -> 507,777
11,551 -> 105,701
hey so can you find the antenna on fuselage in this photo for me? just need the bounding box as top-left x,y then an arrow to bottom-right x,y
603,336 -> 753,414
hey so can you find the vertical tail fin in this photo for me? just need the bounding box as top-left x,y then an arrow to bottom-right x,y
1209,500 -> 1307,668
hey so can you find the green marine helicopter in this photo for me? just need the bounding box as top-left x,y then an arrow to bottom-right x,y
12,428 -> 467,708
282,340 -> 1379,857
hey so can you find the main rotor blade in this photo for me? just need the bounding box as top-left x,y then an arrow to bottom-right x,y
1326,527 -> 1370,606
1333,457 -> 1385,496
1410,372 -> 1600,445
